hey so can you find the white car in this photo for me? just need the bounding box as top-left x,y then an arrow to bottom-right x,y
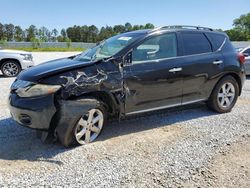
0,49 -> 34,77
238,46 -> 250,75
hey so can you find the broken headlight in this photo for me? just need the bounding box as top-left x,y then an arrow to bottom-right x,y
15,82 -> 61,98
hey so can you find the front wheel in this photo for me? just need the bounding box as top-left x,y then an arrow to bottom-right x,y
74,108 -> 105,145
57,99 -> 107,147
1,60 -> 21,77
207,76 -> 239,113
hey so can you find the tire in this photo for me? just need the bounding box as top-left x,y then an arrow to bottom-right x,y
207,75 -> 239,113
58,98 -> 107,147
1,60 -> 21,77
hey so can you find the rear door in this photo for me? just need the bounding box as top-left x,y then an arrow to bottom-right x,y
178,31 -> 225,104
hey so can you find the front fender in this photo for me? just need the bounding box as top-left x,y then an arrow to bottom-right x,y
0,53 -> 23,62
55,98 -> 99,147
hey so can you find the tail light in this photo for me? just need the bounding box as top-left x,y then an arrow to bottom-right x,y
237,53 -> 245,64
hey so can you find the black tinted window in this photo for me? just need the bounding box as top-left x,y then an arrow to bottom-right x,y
182,33 -> 212,55
207,33 -> 226,51
243,48 -> 250,54
132,33 -> 177,64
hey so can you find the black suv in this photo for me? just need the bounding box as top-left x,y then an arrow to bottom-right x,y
9,25 -> 246,146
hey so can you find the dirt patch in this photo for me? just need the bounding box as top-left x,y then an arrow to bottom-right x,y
211,137 -> 250,187
237,98 -> 250,105
194,136 -> 250,188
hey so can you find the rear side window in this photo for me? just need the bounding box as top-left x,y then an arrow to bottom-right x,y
182,32 -> 212,55
206,33 -> 226,51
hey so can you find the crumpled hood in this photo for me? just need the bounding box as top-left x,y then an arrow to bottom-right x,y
18,58 -> 96,82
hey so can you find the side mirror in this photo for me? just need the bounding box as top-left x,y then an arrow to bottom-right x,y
123,51 -> 132,65
243,53 -> 249,57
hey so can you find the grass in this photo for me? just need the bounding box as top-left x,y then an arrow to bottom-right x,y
6,47 -> 85,52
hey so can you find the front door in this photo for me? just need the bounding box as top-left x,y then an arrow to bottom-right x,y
123,32 -> 183,114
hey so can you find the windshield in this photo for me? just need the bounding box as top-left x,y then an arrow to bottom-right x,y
75,33 -> 142,62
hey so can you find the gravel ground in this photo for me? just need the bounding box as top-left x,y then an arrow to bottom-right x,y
0,53 -> 249,187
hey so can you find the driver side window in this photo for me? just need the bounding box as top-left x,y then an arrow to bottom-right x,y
132,33 -> 177,64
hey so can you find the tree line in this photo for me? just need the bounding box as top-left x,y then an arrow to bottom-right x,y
224,13 -> 250,41
0,22 -> 154,43
0,13 -> 249,43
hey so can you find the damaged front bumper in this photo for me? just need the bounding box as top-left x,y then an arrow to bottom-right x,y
9,92 -> 100,138
8,93 -> 56,130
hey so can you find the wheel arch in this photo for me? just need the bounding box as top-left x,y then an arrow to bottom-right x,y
213,72 -> 243,96
68,90 -> 121,117
0,58 -> 22,69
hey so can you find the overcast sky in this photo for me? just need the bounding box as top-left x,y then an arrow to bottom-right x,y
1,0 -> 250,30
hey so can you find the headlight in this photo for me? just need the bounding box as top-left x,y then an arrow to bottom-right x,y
20,54 -> 33,61
11,80 -> 32,90
15,83 -> 61,98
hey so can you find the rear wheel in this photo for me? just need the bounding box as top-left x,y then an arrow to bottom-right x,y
1,60 -> 21,77
207,76 -> 239,113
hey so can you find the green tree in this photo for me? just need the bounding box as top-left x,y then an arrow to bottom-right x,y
26,25 -> 37,42
225,28 -> 248,41
80,25 -> 89,42
4,24 -> 15,41
113,25 -> 126,34
38,26 -> 50,42
125,22 -> 132,32
66,25 -> 81,42
229,13 -> 250,41
132,25 -> 140,31
58,29 -> 67,42
233,13 -> 250,32
87,25 -> 99,42
51,28 -> 58,42
0,22 -> 158,42
0,23 -> 5,40
145,23 -> 155,29
98,27 -> 107,41
14,26 -> 24,41
61,29 -> 67,39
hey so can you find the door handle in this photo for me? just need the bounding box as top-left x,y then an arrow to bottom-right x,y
169,67 -> 182,72
213,60 -> 223,65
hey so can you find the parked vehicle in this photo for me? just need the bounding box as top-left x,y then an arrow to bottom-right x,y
0,49 -> 34,77
238,46 -> 250,75
9,25 -> 246,147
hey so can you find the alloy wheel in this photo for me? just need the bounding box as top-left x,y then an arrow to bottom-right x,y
74,109 -> 104,145
2,62 -> 19,77
217,82 -> 235,109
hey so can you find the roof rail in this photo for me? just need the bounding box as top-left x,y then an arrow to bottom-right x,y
150,25 -> 213,33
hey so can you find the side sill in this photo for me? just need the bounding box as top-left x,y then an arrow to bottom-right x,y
125,99 -> 207,116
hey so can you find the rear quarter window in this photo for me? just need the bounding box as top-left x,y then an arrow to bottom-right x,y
206,33 -> 227,51
181,32 -> 212,55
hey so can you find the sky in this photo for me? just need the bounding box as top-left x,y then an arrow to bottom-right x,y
0,0 -> 250,31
